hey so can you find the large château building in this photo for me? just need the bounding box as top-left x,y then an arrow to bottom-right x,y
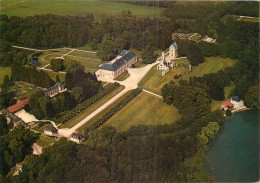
95,50 -> 137,80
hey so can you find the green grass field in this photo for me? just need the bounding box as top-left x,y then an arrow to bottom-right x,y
104,92 -> 181,131
59,85 -> 125,128
1,0 -> 163,20
66,56 -> 102,69
76,43 -> 93,51
0,67 -> 11,84
35,136 -> 56,148
68,50 -> 98,59
139,57 -> 237,94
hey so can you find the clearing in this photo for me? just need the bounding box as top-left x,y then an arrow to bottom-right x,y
103,92 -> 181,131
1,0 -> 163,20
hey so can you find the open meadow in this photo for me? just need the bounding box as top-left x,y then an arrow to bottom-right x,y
103,92 -> 181,131
1,0 -> 163,20
139,57 -> 237,94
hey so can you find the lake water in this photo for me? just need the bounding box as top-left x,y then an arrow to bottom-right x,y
206,110 -> 259,182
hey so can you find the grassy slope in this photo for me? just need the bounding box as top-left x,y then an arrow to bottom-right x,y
104,92 -> 181,131
59,85 -> 125,128
0,67 -> 11,84
66,57 -> 102,69
1,0 -> 163,19
139,57 -> 237,94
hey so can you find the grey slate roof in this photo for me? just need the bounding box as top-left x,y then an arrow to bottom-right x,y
232,96 -> 241,102
100,50 -> 136,71
44,125 -> 58,133
43,82 -> 62,94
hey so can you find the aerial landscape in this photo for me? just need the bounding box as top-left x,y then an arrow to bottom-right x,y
0,0 -> 259,182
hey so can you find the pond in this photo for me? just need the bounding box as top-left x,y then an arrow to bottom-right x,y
206,110 -> 259,182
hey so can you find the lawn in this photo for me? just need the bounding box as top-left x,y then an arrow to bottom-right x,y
134,61 -> 147,68
0,67 -> 11,84
103,92 -> 181,131
76,43 -> 93,51
78,89 -> 134,134
138,64 -> 183,94
35,135 -> 56,148
139,57 -> 237,94
65,56 -> 102,69
1,0 -> 163,20
68,50 -> 99,59
38,52 -> 64,64
59,85 -> 125,128
114,72 -> 130,81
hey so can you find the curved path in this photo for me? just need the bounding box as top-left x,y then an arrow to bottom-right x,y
58,61 -> 159,137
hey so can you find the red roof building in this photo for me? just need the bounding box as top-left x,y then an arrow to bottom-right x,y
7,99 -> 29,113
220,98 -> 234,110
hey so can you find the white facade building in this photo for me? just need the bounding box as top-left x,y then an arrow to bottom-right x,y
70,132 -> 85,143
157,42 -> 178,76
231,96 -> 244,109
95,50 -> 137,80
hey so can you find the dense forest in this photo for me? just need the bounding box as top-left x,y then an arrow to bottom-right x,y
0,1 -> 259,182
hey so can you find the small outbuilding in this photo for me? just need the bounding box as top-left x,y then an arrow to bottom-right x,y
70,132 -> 85,143
44,125 -> 58,136
231,96 -> 244,109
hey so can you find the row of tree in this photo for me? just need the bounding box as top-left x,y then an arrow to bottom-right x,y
56,83 -> 120,124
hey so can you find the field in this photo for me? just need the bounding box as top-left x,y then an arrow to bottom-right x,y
35,135 -> 56,148
139,57 -> 237,94
104,92 -> 181,131
1,0 -> 163,20
0,67 -> 11,84
59,85 -> 125,128
66,57 -> 102,69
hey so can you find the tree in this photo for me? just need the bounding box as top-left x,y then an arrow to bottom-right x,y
244,85 -> 259,109
97,34 -> 115,61
71,87 -> 85,103
64,59 -> 82,73
0,116 -> 8,136
38,96 -> 55,118
187,42 -> 204,66
50,59 -> 65,72
56,75 -> 60,82
141,45 -> 158,64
